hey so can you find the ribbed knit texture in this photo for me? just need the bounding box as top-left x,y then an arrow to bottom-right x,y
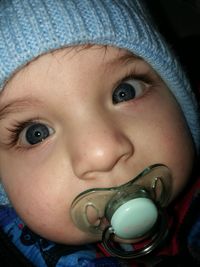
0,0 -> 200,205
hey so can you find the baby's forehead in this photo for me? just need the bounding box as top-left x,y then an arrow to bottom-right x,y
4,46 -> 142,86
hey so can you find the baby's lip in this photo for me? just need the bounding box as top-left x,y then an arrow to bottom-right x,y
86,213 -> 110,232
99,217 -> 110,231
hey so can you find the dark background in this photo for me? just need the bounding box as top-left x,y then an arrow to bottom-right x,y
146,0 -> 200,95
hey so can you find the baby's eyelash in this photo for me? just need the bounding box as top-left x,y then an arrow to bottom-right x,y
118,68 -> 156,87
6,119 -> 38,148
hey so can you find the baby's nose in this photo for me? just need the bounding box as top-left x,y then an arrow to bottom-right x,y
68,115 -> 134,180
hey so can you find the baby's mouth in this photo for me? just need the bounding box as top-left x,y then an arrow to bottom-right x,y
70,164 -> 172,259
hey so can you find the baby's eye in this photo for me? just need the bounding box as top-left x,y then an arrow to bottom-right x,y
112,78 -> 145,104
20,123 -> 54,145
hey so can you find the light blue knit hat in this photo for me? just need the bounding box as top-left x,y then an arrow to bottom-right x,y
0,0 -> 200,205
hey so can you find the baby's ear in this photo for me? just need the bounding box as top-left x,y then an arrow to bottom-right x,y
0,183 -> 10,205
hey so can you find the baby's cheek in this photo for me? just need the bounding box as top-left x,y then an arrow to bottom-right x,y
140,108 -> 194,199
14,195 -> 99,244
0,156 -> 89,243
12,190 -> 68,238
160,129 -> 194,199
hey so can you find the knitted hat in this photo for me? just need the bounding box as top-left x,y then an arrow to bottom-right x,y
0,0 -> 200,205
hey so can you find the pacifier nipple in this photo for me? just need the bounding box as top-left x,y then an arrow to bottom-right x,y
70,164 -> 172,259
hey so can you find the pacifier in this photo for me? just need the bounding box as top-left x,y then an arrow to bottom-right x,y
71,164 -> 172,259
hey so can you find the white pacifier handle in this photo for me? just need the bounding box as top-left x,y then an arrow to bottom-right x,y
110,198 -> 158,239
102,207 -> 168,259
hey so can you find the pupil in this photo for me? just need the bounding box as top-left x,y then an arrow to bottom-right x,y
26,123 -> 49,145
35,131 -> 41,137
120,92 -> 126,97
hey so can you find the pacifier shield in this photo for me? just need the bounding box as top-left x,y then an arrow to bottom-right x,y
71,164 -> 172,238
70,164 -> 172,259
110,198 -> 158,239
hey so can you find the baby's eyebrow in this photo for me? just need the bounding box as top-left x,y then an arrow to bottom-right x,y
105,52 -> 141,68
0,97 -> 43,120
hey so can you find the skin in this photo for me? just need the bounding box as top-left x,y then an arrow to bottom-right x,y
0,46 -> 195,245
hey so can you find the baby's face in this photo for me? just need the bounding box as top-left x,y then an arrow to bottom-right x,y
0,46 -> 195,244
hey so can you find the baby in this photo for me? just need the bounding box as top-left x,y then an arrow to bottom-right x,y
0,0 -> 199,266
